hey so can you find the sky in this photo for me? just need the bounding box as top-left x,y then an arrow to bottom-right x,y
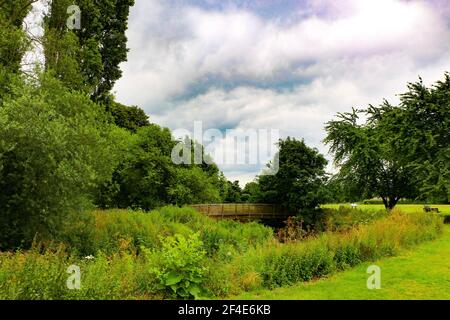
113,0 -> 450,186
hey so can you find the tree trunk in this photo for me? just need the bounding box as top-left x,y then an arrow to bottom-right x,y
382,196 -> 398,210
381,196 -> 398,210
382,197 -> 389,209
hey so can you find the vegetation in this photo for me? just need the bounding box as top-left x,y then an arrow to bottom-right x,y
237,224 -> 450,300
245,137 -> 328,222
0,1 -> 448,301
324,75 -> 450,209
0,75 -> 124,250
44,0 -> 135,101
0,207 -> 444,299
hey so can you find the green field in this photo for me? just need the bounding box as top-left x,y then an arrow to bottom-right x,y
322,203 -> 450,215
236,224 -> 450,300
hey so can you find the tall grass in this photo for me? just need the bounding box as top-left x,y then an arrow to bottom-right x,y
205,210 -> 443,296
57,206 -> 273,256
0,207 -> 444,299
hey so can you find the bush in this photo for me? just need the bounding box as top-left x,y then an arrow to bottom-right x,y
145,233 -> 208,299
0,75 -> 124,250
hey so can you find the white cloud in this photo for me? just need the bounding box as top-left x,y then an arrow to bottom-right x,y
114,0 -> 450,182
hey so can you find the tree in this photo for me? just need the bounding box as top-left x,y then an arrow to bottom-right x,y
0,74 -> 122,249
389,75 -> 449,202
107,101 -> 150,132
324,107 -> 415,210
0,0 -> 35,97
241,181 -> 262,203
43,0 -> 135,100
257,137 -> 328,218
96,125 -> 225,209
223,180 -> 242,203
325,73 -> 450,208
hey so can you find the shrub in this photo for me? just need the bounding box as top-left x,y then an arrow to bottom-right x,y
0,75 -> 124,250
145,233 -> 208,299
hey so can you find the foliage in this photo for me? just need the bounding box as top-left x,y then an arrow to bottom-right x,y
0,75 -> 122,249
232,210 -> 442,291
324,107 -> 415,209
97,126 -> 226,210
0,0 -> 33,97
385,74 -> 449,202
221,180 -> 243,203
44,0 -> 135,100
241,182 -> 262,203
57,206 -> 273,257
145,233 -> 208,299
0,207 -> 443,299
238,224 -> 450,300
325,73 -> 449,208
256,137 -> 328,220
107,101 -> 150,132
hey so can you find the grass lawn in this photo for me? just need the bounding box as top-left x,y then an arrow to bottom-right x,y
322,203 -> 450,215
234,224 -> 450,300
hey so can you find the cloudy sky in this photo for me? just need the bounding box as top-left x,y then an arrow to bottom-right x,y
113,0 -> 450,185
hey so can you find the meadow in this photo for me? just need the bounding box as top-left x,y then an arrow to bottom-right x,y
0,205 -> 446,300
237,224 -> 450,300
322,204 -> 450,215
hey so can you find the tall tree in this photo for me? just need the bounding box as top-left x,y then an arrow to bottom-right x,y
324,107 -> 415,209
0,0 -> 35,97
376,74 -> 450,202
257,137 -> 328,217
325,73 -> 450,208
43,0 -> 135,100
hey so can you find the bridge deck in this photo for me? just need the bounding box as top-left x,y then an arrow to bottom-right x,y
189,203 -> 292,220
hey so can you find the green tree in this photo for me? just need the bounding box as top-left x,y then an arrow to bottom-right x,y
44,0 -> 135,100
257,137 -> 328,217
0,75 -> 123,249
0,0 -> 34,97
389,75 -> 449,202
324,107 -> 415,210
96,125 -> 225,209
223,180 -> 242,203
241,181 -> 262,203
325,73 -> 450,208
107,101 -> 150,132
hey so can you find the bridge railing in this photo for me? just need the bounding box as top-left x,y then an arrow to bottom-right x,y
189,203 -> 291,220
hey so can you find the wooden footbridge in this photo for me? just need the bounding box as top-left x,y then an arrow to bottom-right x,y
189,203 -> 292,221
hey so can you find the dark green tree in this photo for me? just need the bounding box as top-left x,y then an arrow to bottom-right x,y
108,101 -> 150,132
0,0 -> 35,97
241,181 -> 262,203
325,73 -> 450,208
390,75 -> 449,202
96,126 -> 224,209
43,0 -> 135,100
223,180 -> 242,203
324,107 -> 415,209
257,137 -> 328,217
